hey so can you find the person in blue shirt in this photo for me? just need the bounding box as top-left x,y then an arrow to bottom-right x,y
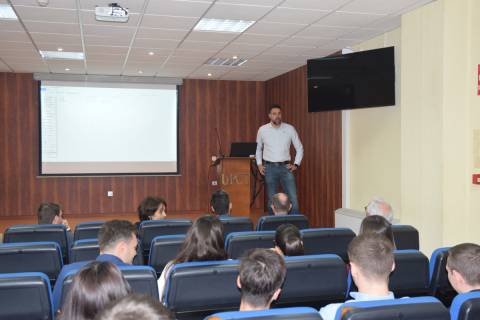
52,220 -> 138,313
319,234 -> 396,320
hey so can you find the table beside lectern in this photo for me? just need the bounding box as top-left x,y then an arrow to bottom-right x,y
218,157 -> 255,217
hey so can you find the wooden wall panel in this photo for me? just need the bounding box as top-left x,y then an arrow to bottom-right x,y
0,73 -> 265,218
265,66 -> 342,227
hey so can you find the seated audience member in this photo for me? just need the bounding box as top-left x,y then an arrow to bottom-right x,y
319,234 -> 396,320
137,196 -> 167,227
157,215 -> 227,301
273,224 -> 304,256
53,220 -> 138,311
447,243 -> 480,293
237,248 -> 286,311
271,193 -> 292,215
365,197 -> 394,222
59,261 -> 131,320
95,294 -> 173,320
210,189 -> 232,215
37,202 -> 71,231
359,215 -> 396,247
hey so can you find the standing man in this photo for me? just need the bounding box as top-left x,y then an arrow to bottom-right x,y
256,105 -> 303,214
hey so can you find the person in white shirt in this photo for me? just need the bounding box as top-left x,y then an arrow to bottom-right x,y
256,105 -> 304,215
365,197 -> 394,223
319,234 -> 396,320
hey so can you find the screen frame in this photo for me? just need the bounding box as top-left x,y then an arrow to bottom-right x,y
37,81 -> 181,177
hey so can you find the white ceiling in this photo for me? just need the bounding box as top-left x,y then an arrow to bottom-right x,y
0,0 -> 433,81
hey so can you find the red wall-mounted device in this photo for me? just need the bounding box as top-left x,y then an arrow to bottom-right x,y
473,174 -> 480,185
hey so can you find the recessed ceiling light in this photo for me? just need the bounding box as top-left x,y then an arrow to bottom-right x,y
57,47 -> 63,52
207,73 -> 212,77
148,51 -> 154,56
64,68 -> 70,71
232,55 -> 238,59
138,70 -> 143,74
40,51 -> 84,60
194,18 -> 255,33
0,4 -> 18,20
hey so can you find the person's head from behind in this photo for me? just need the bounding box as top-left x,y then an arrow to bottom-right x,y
274,224 -> 304,256
268,104 -> 282,126
237,248 -> 286,311
137,196 -> 167,222
60,261 -> 131,320
94,294 -> 173,320
348,234 -> 395,293
98,220 -> 138,264
359,215 -> 395,247
37,202 -> 63,224
271,193 -> 291,215
446,243 -> 480,293
175,215 -> 227,263
365,197 -> 394,222
210,190 -> 231,215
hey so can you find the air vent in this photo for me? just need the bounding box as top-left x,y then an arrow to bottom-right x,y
205,57 -> 247,67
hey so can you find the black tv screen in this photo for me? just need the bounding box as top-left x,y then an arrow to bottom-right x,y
307,46 -> 395,112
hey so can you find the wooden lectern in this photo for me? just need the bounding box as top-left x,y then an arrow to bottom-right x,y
218,157 -> 253,217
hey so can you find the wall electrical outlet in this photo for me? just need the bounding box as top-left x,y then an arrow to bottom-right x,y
211,180 -> 218,186
107,191 -> 113,197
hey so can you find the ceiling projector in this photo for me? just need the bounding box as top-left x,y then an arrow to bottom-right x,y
95,3 -> 129,23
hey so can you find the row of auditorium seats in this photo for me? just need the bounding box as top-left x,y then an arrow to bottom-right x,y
0,215 -> 420,264
0,259 -> 477,320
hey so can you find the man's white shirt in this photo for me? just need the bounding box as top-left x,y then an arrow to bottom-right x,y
255,122 -> 304,166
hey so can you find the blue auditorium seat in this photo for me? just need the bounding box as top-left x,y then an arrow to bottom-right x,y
218,216 -> 254,238
69,239 -> 100,263
4,224 -> 70,262
450,291 -> 480,320
277,255 -> 348,308
391,225 -> 419,250
204,307 -> 322,319
57,265 -> 158,312
0,242 -> 63,283
0,272 -> 54,320
164,260 -> 241,319
429,247 -> 456,306
334,296 -> 449,320
256,214 -> 309,231
73,221 -> 104,241
301,228 -> 355,261
225,231 -> 275,259
138,219 -> 192,259
148,235 -> 185,277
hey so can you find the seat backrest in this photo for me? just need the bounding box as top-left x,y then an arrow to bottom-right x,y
301,228 -> 356,261
277,255 -> 348,307
73,221 -> 104,241
429,247 -> 455,306
392,225 -> 419,250
256,215 -> 309,231
389,250 -> 430,297
225,231 -> 275,259
164,260 -> 241,318
205,307 -> 322,320
335,296 -> 449,320
0,242 -> 63,283
60,265 -> 158,310
139,219 -> 192,257
70,239 -> 100,263
148,235 -> 185,277
218,216 -> 254,238
0,272 -> 53,320
450,291 -> 480,320
4,224 -> 69,261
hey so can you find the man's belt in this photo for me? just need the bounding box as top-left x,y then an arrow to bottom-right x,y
264,160 -> 289,165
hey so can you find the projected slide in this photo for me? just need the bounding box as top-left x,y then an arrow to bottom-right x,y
40,81 -> 178,175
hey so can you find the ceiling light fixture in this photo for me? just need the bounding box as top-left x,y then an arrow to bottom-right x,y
138,70 -> 143,74
64,68 -> 70,71
207,73 -> 212,77
0,4 -> 18,20
57,47 -> 63,52
232,55 -> 238,59
194,18 -> 255,33
148,51 -> 154,56
40,51 -> 84,60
